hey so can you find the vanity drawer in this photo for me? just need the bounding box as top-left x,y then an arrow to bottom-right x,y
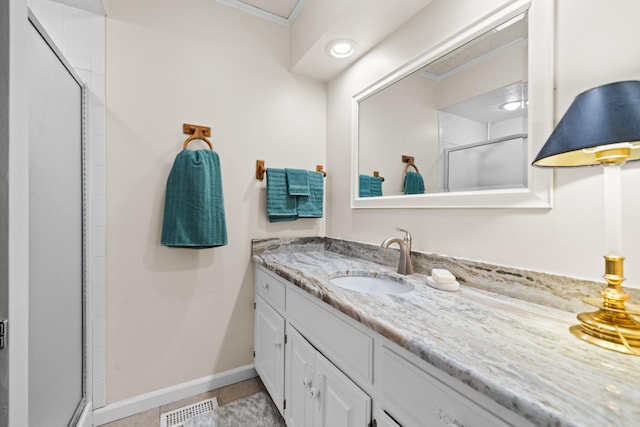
255,266 -> 286,312
380,346 -> 512,427
286,286 -> 373,386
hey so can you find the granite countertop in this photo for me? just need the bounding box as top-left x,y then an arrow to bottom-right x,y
252,238 -> 640,427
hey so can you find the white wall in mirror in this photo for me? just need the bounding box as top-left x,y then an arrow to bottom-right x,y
351,0 -> 553,208
326,0 -> 640,289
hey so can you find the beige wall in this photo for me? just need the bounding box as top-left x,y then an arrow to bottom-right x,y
326,0 -> 640,286
104,0 -> 640,404
104,0 -> 325,402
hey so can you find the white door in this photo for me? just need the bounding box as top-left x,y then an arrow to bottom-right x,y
27,16 -> 86,426
314,350 -> 371,427
254,297 -> 285,415
285,326 -> 315,427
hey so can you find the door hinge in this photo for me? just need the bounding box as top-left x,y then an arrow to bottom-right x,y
254,302 -> 256,310
0,319 -> 7,349
283,399 -> 286,410
284,334 -> 288,345
369,419 -> 377,427
253,350 -> 255,358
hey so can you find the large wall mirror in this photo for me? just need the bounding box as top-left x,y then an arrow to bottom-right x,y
351,0 -> 554,208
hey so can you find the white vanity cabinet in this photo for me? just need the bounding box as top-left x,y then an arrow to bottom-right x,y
286,326 -> 371,427
254,296 -> 285,415
254,266 -> 372,427
374,409 -> 402,427
254,267 -> 286,415
254,265 -> 532,427
379,346 -> 514,427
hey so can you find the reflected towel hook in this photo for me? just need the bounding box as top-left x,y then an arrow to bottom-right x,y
183,123 -> 213,150
373,171 -> 385,182
255,159 -> 328,181
402,155 -> 419,173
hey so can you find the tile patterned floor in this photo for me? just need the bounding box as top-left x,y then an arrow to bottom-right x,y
102,377 -> 280,427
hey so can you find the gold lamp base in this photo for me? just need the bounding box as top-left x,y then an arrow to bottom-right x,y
571,255 -> 640,355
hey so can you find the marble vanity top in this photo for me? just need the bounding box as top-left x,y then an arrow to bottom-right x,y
252,238 -> 640,427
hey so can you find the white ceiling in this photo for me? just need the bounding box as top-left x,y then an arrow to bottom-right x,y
54,0 -> 433,82
51,0 -> 105,15
234,0 -> 301,19
217,0 -> 306,26
441,81 -> 528,124
220,0 -> 434,81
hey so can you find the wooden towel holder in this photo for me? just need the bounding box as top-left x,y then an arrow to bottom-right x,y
373,171 -> 385,182
256,159 -> 327,181
402,155 -> 419,173
182,123 -> 213,150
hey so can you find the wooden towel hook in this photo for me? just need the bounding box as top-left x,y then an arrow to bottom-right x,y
182,123 -> 213,150
402,155 -> 419,174
256,160 -> 267,181
316,165 -> 327,177
373,171 -> 385,182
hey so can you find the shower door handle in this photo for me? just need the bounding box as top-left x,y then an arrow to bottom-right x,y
0,320 -> 6,349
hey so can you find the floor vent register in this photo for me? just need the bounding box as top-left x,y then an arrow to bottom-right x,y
160,397 -> 219,427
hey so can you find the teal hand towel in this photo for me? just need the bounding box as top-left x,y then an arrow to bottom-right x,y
267,168 -> 297,222
404,171 -> 425,195
161,149 -> 228,248
359,175 -> 371,197
285,168 -> 310,196
370,176 -> 383,197
297,171 -> 324,218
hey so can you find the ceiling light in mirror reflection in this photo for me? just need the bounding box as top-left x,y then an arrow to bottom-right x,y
500,100 -> 526,111
357,12 -> 528,197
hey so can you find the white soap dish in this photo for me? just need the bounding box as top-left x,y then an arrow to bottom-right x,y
427,276 -> 459,292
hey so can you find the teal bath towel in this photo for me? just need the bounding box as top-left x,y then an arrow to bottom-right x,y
161,149 -> 227,248
404,171 -> 425,195
359,175 -> 371,197
267,168 -> 297,222
370,176 -> 383,197
359,175 -> 383,197
285,168 -> 310,196
297,171 -> 324,218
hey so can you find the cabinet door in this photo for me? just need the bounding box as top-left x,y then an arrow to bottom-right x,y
254,296 -> 285,415
285,326 -> 315,427
380,346 -> 511,427
375,409 -> 402,427
314,350 -> 371,427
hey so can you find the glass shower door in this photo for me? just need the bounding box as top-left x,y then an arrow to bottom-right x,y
28,15 -> 86,426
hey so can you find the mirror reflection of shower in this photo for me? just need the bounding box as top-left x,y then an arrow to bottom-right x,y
357,10 -> 529,197
439,81 -> 528,192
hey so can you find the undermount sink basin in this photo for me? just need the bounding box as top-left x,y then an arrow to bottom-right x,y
329,274 -> 414,295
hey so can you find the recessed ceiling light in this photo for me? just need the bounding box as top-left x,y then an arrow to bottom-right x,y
326,39 -> 357,59
499,101 -> 524,111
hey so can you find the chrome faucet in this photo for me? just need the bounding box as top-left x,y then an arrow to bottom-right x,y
381,228 -> 413,275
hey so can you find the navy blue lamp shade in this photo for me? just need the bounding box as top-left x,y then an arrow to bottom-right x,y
533,80 -> 640,167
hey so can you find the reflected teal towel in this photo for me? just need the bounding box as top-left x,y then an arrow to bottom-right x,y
359,175 -> 383,197
285,168 -> 310,196
297,171 -> 324,218
267,168 -> 297,222
370,176 -> 383,197
404,171 -> 425,194
161,149 -> 227,248
359,175 -> 371,197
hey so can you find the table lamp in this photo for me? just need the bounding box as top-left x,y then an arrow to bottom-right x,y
533,80 -> 640,355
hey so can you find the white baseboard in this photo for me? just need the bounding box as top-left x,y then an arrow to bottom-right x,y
77,401 -> 93,427
92,364 -> 257,426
